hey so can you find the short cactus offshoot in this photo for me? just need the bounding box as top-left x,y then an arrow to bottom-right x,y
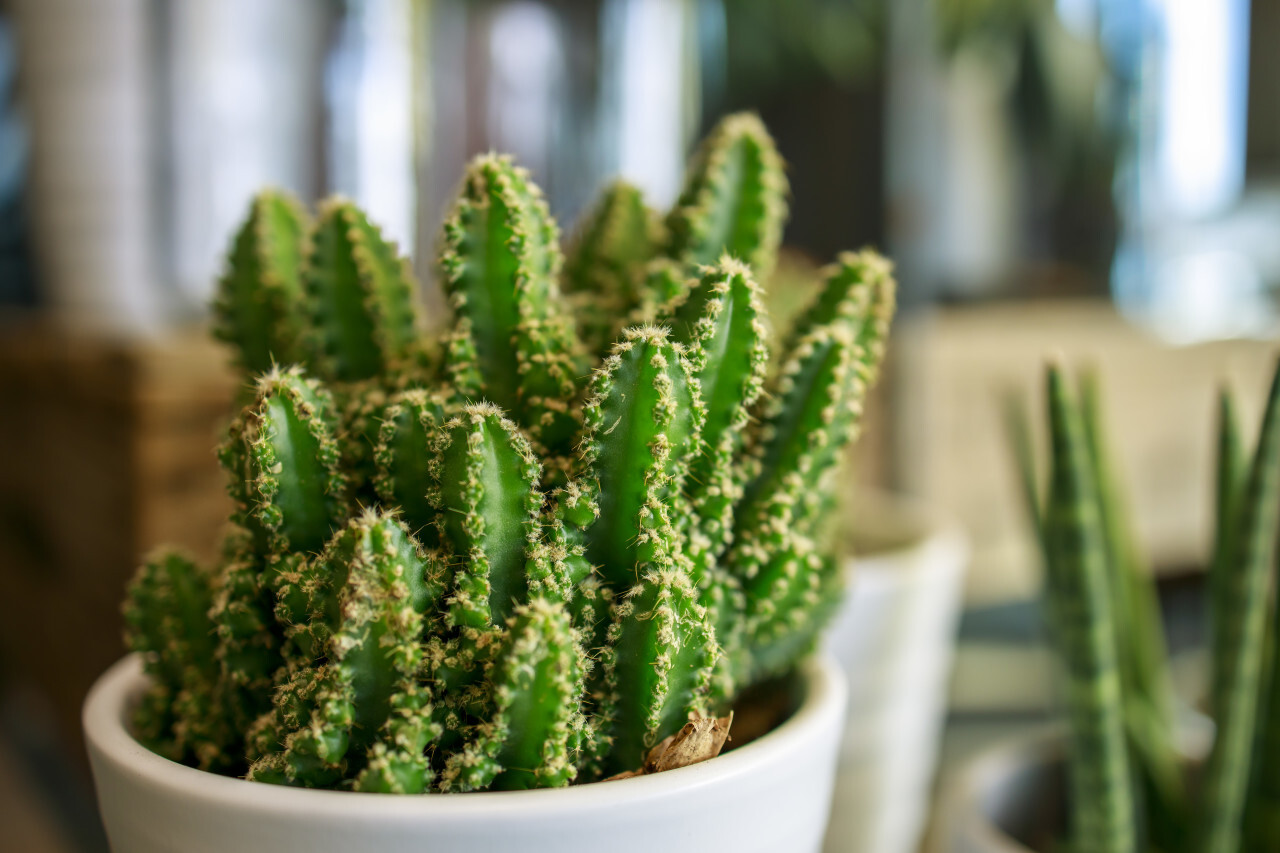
124,113 -> 896,792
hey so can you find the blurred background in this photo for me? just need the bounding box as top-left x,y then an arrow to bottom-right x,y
0,0 -> 1276,850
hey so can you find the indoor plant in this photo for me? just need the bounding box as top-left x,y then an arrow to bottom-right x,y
84,113 -> 892,851
944,359 -> 1280,853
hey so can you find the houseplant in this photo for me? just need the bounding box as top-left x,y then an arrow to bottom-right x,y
83,113 -> 892,851
943,358 -> 1280,853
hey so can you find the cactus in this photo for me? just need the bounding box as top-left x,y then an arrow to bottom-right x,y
664,112 -> 787,279
1010,357 -> 1280,853
304,199 -> 421,383
438,155 -> 583,469
212,190 -> 310,376
1197,363 -> 1280,853
563,180 -> 660,354
123,112 -> 895,792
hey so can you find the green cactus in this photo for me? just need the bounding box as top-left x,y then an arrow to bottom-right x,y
122,112 -> 895,792
439,597 -> 588,792
564,180 -> 660,354
123,549 -> 224,768
577,325 -> 705,591
372,388 -> 452,545
596,567 -> 718,776
218,366 -> 347,559
247,510 -> 444,790
438,155 -> 583,467
212,190 -> 310,376
430,403 -> 544,629
664,112 -> 788,279
303,199 -> 421,383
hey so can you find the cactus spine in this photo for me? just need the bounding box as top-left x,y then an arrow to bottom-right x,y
124,112 -> 895,793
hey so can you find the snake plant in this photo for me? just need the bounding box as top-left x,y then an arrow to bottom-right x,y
1010,358 -> 1280,853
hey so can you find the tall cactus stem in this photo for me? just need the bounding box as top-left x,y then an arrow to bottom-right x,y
212,189 -> 310,375
564,180 -> 660,354
218,366 -> 347,560
440,598 -> 588,792
664,112 -> 788,279
438,155 -> 583,461
304,198 -> 420,382
430,403 -> 544,628
577,326 -> 705,591
597,567 -> 718,776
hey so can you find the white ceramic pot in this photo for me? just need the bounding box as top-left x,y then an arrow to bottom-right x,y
822,491 -> 969,853
84,653 -> 847,853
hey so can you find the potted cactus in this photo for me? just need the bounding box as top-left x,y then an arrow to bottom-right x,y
942,358 -> 1280,853
82,113 -> 894,853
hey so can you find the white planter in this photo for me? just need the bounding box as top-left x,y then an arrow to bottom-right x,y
823,491 -> 969,853
84,653 -> 847,853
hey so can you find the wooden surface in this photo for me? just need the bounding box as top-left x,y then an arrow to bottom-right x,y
0,323 -> 238,758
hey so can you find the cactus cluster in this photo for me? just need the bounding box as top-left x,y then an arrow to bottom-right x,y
1010,358 -> 1280,853
124,113 -> 896,793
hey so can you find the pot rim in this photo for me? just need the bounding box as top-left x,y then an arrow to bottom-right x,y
944,713 -> 1214,853
84,652 -> 846,818
941,727 -> 1064,853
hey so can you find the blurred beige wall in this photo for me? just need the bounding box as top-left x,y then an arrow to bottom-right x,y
893,299 -> 1276,605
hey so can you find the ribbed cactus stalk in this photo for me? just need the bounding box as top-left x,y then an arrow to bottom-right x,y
666,259 -> 768,575
123,549 -> 223,768
372,389 -> 451,544
430,403 -> 543,629
664,112 -> 788,279
218,366 -> 347,559
212,190 -> 310,376
577,326 -> 705,590
248,511 -> 444,792
439,156 -> 583,465
123,112 -> 896,793
440,597 -> 588,792
597,567 -> 718,776
304,199 -> 420,383
564,180 -> 660,353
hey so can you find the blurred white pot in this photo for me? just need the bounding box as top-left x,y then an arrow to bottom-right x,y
84,653 -> 847,853
934,729 -> 1063,853
823,491 -> 969,853
937,717 -> 1213,852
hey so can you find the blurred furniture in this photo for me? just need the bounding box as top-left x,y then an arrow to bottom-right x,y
0,325 -> 237,755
